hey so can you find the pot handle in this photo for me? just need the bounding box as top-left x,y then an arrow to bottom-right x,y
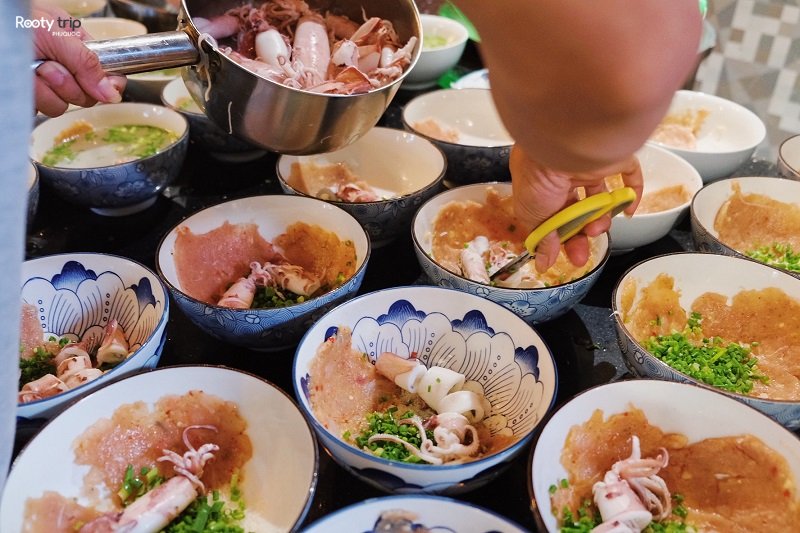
31,31 -> 200,75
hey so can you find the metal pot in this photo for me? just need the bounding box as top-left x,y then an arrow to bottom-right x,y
84,0 -> 422,154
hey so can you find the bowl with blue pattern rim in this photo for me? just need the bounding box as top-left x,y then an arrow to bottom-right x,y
293,285 -> 557,495
411,182 -> 610,324
690,176 -> 800,279
611,252 -> 800,430
19,252 -> 169,421
29,102 -> 188,217
300,494 -> 529,532
156,194 -> 370,352
276,126 -> 446,248
401,88 -> 514,186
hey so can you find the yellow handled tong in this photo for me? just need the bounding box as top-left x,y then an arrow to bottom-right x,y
489,187 -> 637,281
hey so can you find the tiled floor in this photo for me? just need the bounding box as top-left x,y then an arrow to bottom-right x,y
696,0 -> 800,161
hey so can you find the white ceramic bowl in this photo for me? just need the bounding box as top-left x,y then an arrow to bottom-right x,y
276,127 -> 446,247
611,252 -> 800,428
79,16 -> 147,39
18,252 -> 169,420
609,143 -> 703,252
302,495 -> 528,532
38,0 -> 107,17
402,14 -> 469,90
402,88 -> 514,185
161,78 -> 267,163
293,285 -> 557,494
690,176 -> 800,278
529,379 -> 800,532
646,90 -> 766,182
29,102 -> 188,216
2,366 -> 318,532
778,134 -> 800,181
156,195 -> 370,351
412,182 -> 610,324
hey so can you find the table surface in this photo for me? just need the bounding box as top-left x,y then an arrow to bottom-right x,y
16,41 -> 782,531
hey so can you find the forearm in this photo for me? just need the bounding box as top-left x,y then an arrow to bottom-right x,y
454,0 -> 703,173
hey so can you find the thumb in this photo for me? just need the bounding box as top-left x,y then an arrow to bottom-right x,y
47,36 -> 121,104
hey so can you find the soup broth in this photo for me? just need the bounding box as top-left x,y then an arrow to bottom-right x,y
42,121 -> 178,168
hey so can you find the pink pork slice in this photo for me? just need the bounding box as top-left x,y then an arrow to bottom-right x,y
20,302 -> 43,359
173,221 -> 284,305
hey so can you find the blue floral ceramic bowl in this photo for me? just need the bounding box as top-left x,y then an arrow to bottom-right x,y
29,102 -> 188,216
612,252 -> 800,429
161,78 -> 267,163
293,285 -> 557,494
19,252 -> 169,420
156,195 -> 370,351
301,494 -> 528,532
690,176 -> 800,279
412,182 -> 610,324
276,127 -> 446,248
402,88 -> 513,186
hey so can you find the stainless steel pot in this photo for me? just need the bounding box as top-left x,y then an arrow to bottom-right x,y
63,0 -> 422,154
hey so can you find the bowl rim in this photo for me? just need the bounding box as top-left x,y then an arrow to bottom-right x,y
154,194 -> 372,312
619,143 -> 704,219
418,13 -> 470,51
524,377 -> 800,531
275,127 -> 448,204
160,77 -> 205,117
411,181 -> 611,292
30,102 -> 189,171
302,493 -> 529,531
291,283 -> 559,472
778,133 -> 800,175
18,251 -> 170,407
107,0 -> 176,15
689,175 -> 800,275
401,88 -> 515,149
8,363 -> 320,531
647,89 -> 766,156
79,16 -> 149,36
610,250 -> 800,405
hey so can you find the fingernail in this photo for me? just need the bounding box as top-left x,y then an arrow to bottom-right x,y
36,62 -> 68,87
98,77 -> 122,103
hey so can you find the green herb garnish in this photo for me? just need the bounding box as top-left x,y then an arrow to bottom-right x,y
645,312 -> 766,394
18,345 -> 57,388
42,140 -> 77,166
354,407 -> 433,463
118,465 -> 164,506
746,242 -> 800,273
163,488 -> 247,533
251,286 -> 304,308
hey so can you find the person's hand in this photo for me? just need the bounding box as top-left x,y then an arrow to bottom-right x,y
32,4 -> 126,117
510,144 -> 643,272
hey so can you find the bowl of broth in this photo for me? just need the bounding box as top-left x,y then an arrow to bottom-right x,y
30,102 -> 188,216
